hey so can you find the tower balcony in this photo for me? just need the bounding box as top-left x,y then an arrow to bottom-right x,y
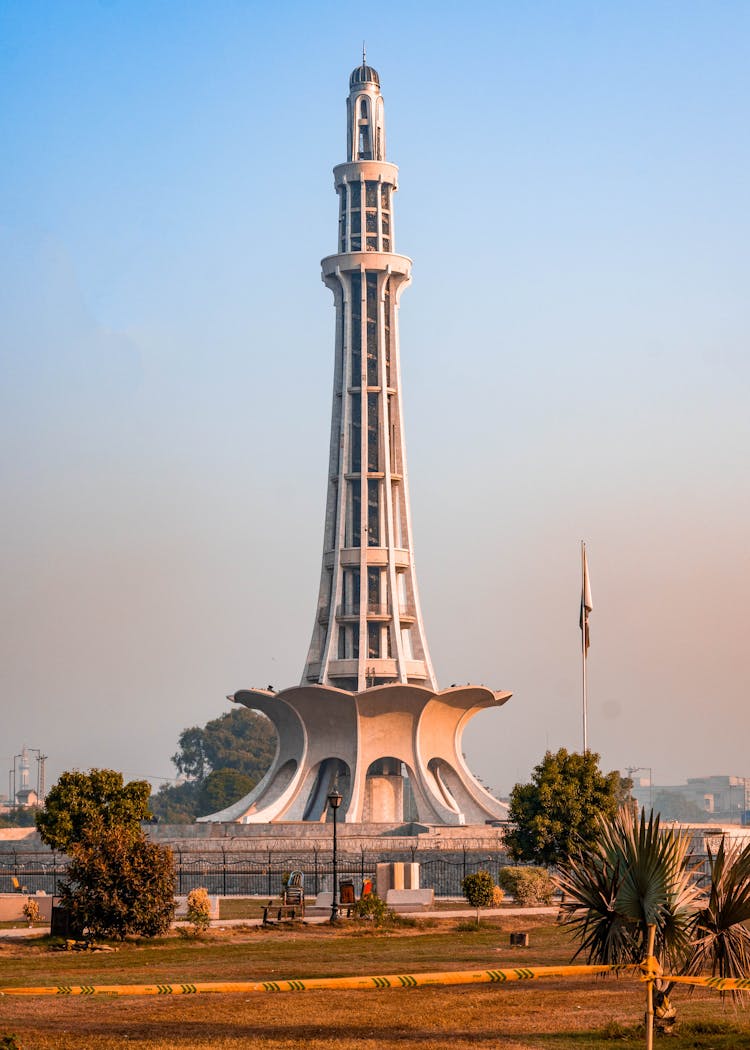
328,658 -> 399,679
333,161 -> 399,187
321,251 -> 412,278
334,603 -> 395,620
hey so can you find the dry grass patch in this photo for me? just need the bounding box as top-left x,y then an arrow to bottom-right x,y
1,919 -> 748,1049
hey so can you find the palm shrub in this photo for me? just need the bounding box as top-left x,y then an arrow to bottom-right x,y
687,837 -> 750,989
558,808 -> 750,1022
558,808 -> 697,972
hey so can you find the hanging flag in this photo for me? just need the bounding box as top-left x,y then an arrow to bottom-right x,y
579,543 -> 593,653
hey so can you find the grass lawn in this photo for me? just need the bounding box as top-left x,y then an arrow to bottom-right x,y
1,916 -> 748,1049
217,897 -> 269,921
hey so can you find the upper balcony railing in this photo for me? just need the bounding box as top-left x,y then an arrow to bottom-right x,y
335,603 -> 416,620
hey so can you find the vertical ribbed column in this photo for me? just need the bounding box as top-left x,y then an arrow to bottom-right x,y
302,62 -> 437,693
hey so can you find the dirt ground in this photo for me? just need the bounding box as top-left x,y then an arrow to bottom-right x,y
1,917 -> 748,1049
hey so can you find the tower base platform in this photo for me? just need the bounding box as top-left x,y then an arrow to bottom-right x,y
198,683 -> 511,828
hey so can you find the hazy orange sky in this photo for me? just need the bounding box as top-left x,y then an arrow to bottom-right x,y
1,2 -> 748,798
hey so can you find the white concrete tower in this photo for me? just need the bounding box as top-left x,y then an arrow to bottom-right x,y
302,59 -> 437,693
200,62 -> 512,827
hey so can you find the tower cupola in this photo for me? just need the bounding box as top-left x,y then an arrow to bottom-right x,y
347,60 -> 385,162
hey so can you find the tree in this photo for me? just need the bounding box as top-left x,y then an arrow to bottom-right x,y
60,824 -> 175,940
505,749 -> 621,868
0,807 -> 37,829
461,870 -> 495,924
36,769 -> 175,940
200,768 -> 255,813
653,790 -> 709,824
171,708 -> 276,782
558,808 -> 750,1028
149,780 -> 202,824
151,708 -> 276,823
36,769 -> 151,851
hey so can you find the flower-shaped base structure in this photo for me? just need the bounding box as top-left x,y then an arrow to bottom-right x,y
198,683 -> 511,825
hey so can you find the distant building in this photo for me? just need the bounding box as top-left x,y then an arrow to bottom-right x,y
631,775 -> 749,824
2,747 -> 46,811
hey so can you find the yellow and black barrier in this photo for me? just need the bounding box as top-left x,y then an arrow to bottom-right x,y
0,962 -> 619,998
659,974 -> 750,992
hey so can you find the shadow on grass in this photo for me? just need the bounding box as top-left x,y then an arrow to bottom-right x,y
535,1018 -> 748,1049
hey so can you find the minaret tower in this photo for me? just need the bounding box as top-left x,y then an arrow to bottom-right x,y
302,58 -> 436,693
201,61 -> 512,827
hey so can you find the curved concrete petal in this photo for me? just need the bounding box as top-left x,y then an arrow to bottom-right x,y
416,687 -> 512,823
199,683 -> 511,826
197,690 -> 307,823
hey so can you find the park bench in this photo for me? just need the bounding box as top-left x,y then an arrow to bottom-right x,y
262,870 -> 305,924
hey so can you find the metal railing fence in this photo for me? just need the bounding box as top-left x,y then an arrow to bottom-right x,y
0,847 -> 513,898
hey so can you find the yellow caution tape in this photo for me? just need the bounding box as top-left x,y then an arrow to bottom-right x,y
659,974 -> 750,992
0,963 -> 620,997
638,955 -> 663,982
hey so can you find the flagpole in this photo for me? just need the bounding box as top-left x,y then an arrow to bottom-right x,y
581,541 -> 588,753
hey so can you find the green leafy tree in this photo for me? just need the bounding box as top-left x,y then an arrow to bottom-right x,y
461,870 -> 496,924
36,769 -> 151,851
171,708 -> 276,782
199,768 -> 255,813
505,749 -> 621,868
36,769 -> 174,940
151,708 -> 275,823
149,780 -> 201,824
653,790 -> 709,823
60,824 -> 175,940
0,807 -> 37,828
617,776 -> 634,806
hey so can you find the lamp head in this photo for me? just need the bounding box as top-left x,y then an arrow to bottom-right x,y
327,789 -> 343,810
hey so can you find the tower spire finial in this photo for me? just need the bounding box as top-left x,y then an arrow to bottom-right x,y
362,41 -> 366,66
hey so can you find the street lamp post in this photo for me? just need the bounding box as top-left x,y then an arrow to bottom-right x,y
327,788 -> 342,923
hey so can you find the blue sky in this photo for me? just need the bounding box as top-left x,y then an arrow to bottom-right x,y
1,1 -> 748,798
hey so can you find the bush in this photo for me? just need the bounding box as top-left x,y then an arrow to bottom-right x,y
462,870 -> 496,923
185,887 -> 212,935
60,825 -> 175,940
22,899 -> 41,924
352,892 -> 392,926
498,866 -> 554,905
491,884 -> 505,907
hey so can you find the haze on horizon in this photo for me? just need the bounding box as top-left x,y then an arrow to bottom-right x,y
1,2 -> 748,801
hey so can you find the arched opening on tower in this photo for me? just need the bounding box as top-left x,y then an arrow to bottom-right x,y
302,758 -> 352,822
363,757 -> 418,823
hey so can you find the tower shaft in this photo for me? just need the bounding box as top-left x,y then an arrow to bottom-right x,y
303,63 -> 436,693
